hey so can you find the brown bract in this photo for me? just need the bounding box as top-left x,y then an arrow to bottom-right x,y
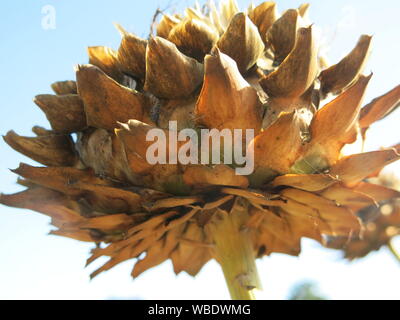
116,25 -> 148,80
34,94 -> 86,133
77,64 -> 148,130
195,49 -> 262,132
217,12 -> 265,73
319,35 -> 372,96
144,37 -> 204,99
260,26 -> 318,99
266,9 -> 298,64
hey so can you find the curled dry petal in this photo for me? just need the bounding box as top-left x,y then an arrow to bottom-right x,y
217,12 -> 265,73
76,64 -> 148,131
144,37 -> 204,99
88,46 -> 124,82
64,213 -> 137,232
359,84 -> 400,129
168,19 -> 219,61
353,182 -> 400,202
131,228 -> 178,277
11,163 -> 107,196
248,2 -> 277,43
183,164 -> 249,188
171,221 -> 211,276
260,26 -> 318,99
266,9 -> 298,64
272,173 -> 337,192
280,188 -> 361,235
319,35 -> 372,96
320,185 -> 377,211
68,181 -> 142,214
34,94 -> 87,133
10,164 -> 142,214
3,131 -> 77,167
116,25 -> 147,80
329,149 -> 400,186
144,196 -> 201,212
51,81 -> 77,95
0,187 -> 83,222
195,49 -> 262,132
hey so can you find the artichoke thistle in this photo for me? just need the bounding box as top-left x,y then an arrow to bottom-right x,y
1,0 -> 400,300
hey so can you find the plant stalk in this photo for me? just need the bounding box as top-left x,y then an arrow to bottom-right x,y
208,199 -> 261,300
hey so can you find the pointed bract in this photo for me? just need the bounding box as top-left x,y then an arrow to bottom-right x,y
298,3 -> 310,18
266,9 -> 298,64
116,26 -> 147,80
34,94 -> 87,133
195,49 -> 262,132
168,19 -> 219,61
76,64 -> 148,131
156,14 -> 181,38
88,46 -> 124,82
307,74 -> 372,165
250,111 -> 307,174
359,84 -> 400,129
248,2 -> 277,44
144,37 -> 204,99
51,81 -> 77,95
217,12 -> 265,73
330,149 -> 400,185
319,35 -> 372,96
272,173 -> 337,192
260,26 -> 318,98
3,131 -> 77,167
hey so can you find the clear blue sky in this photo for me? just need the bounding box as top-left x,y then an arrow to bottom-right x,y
0,0 -> 399,299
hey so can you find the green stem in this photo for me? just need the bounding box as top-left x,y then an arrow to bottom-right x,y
208,200 -> 261,300
388,240 -> 400,264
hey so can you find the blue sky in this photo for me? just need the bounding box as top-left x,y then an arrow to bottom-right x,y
0,0 -> 399,299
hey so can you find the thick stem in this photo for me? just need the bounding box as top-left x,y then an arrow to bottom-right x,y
208,198 -> 261,300
388,240 -> 400,264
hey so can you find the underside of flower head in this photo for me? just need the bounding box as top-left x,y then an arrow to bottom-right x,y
1,0 -> 399,282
